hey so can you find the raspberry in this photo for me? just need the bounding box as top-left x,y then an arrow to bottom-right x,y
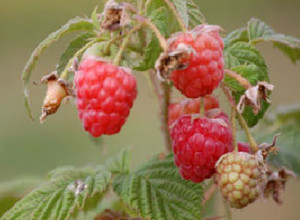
238,142 -> 251,153
169,25 -> 224,98
216,152 -> 261,208
75,57 -> 137,137
168,95 -> 219,127
171,112 -> 233,183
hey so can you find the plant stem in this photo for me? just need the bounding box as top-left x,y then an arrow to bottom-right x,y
202,183 -> 218,205
164,0 -> 187,31
225,69 -> 251,89
221,83 -> 258,153
60,39 -> 99,80
113,23 -> 143,66
230,106 -> 238,152
200,97 -> 205,117
237,113 -> 258,153
223,200 -> 232,220
160,81 -> 172,152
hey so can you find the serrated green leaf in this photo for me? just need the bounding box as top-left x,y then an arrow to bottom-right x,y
224,42 -> 270,127
0,177 -> 43,217
186,0 -> 206,28
247,18 -> 274,42
57,33 -> 95,75
22,17 -> 94,120
1,167 -> 111,220
248,18 -> 300,63
113,154 -> 204,220
106,149 -> 131,174
223,28 -> 248,48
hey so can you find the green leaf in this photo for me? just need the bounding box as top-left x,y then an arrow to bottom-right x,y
57,33 -> 95,75
186,0 -> 206,28
113,154 -> 204,220
171,0 -> 189,27
22,17 -> 94,120
1,166 -> 111,220
0,177 -> 43,217
106,149 -> 131,174
223,28 -> 248,48
247,18 -> 300,63
224,42 -> 270,127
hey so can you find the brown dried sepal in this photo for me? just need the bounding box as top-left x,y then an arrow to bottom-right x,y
101,0 -> 130,31
40,72 -> 73,124
155,43 -> 192,81
94,209 -> 141,220
237,81 -> 274,115
263,168 -> 296,204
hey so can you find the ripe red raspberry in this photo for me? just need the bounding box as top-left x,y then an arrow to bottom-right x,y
171,112 -> 233,183
238,142 -> 251,153
168,95 -> 219,127
75,57 -> 137,137
216,152 -> 262,208
169,25 -> 224,98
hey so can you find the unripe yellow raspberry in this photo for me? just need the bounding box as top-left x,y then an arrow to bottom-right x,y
215,152 -> 262,208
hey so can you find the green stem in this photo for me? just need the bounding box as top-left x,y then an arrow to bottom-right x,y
164,0 -> 187,31
60,39 -> 99,80
200,97 -> 205,117
221,83 -> 258,153
237,113 -> 258,153
160,81 -> 172,152
113,23 -> 143,66
223,200 -> 232,220
231,106 -> 238,152
225,69 -> 251,89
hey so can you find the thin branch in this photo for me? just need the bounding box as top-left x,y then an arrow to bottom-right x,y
221,83 -> 258,153
164,0 -> 187,31
202,183 -> 218,205
223,200 -> 232,220
142,18 -> 168,51
225,69 -> 251,89
159,81 -> 172,152
230,106 -> 237,152
237,113 -> 258,153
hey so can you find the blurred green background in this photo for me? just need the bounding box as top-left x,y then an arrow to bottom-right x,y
0,0 -> 299,219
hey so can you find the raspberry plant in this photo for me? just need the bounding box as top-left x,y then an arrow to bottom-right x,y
2,0 -> 300,219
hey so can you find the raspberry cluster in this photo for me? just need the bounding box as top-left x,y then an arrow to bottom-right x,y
216,152 -> 261,208
171,112 -> 233,183
75,57 -> 137,137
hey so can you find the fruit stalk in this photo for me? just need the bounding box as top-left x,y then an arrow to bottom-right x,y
221,83 -> 258,152
237,113 -> 258,152
230,106 -> 238,151
160,81 -> 172,152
